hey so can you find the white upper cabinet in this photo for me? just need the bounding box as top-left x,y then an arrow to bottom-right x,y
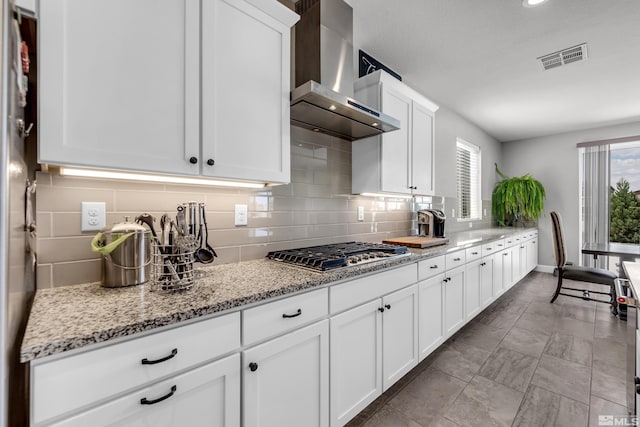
39,0 -> 298,184
201,0 -> 295,183
352,70 -> 438,196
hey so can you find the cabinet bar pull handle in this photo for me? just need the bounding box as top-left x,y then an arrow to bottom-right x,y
249,362 -> 259,372
141,348 -> 178,365
430,265 -> 438,269
282,308 -> 302,318
504,253 -> 508,256
472,252 -> 478,255
140,385 -> 177,405
385,304 -> 391,310
486,248 -> 492,250
453,257 -> 461,261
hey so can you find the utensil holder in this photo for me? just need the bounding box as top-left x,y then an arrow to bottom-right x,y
151,243 -> 196,291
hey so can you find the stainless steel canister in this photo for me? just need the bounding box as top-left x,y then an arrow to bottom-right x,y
92,217 -> 151,287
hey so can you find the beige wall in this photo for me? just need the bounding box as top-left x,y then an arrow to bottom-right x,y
37,127 -> 424,288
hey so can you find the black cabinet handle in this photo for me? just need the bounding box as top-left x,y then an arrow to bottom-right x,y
471,252 -> 478,255
481,262 -> 486,266
207,159 -> 215,166
498,244 -> 503,247
378,307 -> 385,313
430,265 -> 438,269
385,304 -> 391,310
503,253 -> 508,256
141,348 -> 178,365
189,156 -> 198,164
140,385 -> 177,405
282,308 -> 302,318
486,248 -> 492,251
453,257 -> 461,261
249,362 -> 258,372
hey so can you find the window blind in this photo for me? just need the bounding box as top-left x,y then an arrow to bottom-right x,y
456,139 -> 481,220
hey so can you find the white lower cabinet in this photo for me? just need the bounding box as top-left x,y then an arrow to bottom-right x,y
330,284 -> 418,427
492,251 -> 505,298
51,354 -> 241,427
330,300 -> 382,427
480,257 -> 495,308
243,320 -> 329,427
465,260 -> 482,320
418,273 -> 445,360
382,285 -> 419,390
526,236 -> 538,273
503,247 -> 515,290
444,266 -> 465,336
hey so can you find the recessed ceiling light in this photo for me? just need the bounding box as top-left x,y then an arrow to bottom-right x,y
522,0 -> 549,7
329,105 -> 337,111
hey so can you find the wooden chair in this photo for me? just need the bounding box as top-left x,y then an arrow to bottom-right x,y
550,211 -> 618,315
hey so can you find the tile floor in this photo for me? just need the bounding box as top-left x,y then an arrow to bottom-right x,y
346,272 -> 630,427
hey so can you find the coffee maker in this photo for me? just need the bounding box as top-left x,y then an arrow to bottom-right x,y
418,209 -> 446,238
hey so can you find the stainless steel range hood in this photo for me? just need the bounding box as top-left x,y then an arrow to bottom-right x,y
290,0 -> 400,141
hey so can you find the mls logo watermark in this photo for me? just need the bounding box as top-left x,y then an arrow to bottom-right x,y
599,415 -> 640,426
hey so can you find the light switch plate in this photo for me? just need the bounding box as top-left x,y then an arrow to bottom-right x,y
235,204 -> 248,226
81,202 -> 106,231
357,206 -> 364,221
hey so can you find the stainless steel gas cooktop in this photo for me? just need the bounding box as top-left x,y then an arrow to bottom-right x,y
266,241 -> 410,272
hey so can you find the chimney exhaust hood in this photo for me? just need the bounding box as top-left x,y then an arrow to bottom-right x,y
290,0 -> 400,141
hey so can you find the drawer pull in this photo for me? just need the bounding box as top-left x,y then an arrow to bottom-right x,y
141,348 -> 178,365
249,362 -> 259,372
384,304 -> 391,310
282,308 -> 302,319
378,307 -> 385,313
471,251 -> 478,255
486,248 -> 492,251
140,385 -> 177,405
453,257 -> 461,261
430,265 -> 439,269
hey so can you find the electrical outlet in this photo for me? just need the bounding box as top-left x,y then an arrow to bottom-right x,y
451,208 -> 455,218
81,202 -> 106,231
469,222 -> 473,228
484,208 -> 487,217
357,206 -> 364,221
235,204 -> 248,226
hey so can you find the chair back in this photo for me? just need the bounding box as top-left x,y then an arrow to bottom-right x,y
550,211 -> 567,268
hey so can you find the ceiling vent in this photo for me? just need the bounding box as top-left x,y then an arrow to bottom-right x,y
538,43 -> 588,70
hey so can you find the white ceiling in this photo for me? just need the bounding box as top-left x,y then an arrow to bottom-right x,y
346,0 -> 640,142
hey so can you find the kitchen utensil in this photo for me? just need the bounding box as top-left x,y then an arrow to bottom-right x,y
188,201 -> 197,236
200,203 -> 218,259
91,216 -> 150,287
176,206 -> 188,236
195,203 -> 215,263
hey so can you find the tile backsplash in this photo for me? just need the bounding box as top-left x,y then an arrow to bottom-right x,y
36,127 -> 493,288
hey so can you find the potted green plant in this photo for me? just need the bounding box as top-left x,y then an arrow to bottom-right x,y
492,163 -> 546,227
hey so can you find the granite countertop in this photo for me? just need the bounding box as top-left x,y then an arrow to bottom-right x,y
20,227 -> 535,363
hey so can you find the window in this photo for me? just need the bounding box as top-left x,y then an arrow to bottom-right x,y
456,138 -> 481,220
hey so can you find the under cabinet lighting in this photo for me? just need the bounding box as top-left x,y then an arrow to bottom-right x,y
522,0 -> 549,7
361,192 -> 414,199
58,167 -> 268,189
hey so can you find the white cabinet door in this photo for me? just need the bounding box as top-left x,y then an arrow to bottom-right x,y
52,354 -> 241,427
526,238 -> 538,273
244,320 -> 329,427
382,285 -> 419,391
418,274 -> 445,361
492,251 -> 505,298
411,102 -> 435,195
503,247 -> 515,290
330,300 -> 382,427
480,257 -> 494,308
201,0 -> 294,183
465,260 -> 482,321
380,85 -> 412,194
444,266 -> 465,337
39,0 -> 201,176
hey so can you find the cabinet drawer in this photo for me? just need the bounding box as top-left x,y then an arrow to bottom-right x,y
243,288 -> 328,345
50,353 -> 241,427
482,240 -> 502,256
445,250 -> 465,270
32,312 -> 240,425
330,264 -> 417,314
465,246 -> 482,262
418,255 -> 445,280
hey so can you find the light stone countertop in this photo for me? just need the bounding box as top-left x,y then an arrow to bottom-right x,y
20,227 -> 536,363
